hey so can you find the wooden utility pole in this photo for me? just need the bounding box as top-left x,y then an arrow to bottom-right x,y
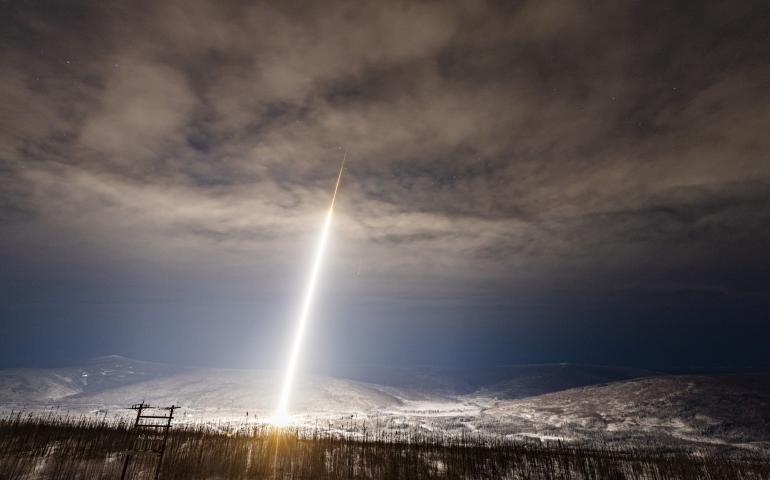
121,403 -> 177,480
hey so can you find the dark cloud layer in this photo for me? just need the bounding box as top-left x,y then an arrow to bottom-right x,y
1,0 -> 769,368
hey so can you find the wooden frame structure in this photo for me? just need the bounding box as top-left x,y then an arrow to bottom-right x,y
120,402 -> 177,480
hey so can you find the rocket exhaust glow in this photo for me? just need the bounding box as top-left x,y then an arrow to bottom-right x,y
273,156 -> 345,424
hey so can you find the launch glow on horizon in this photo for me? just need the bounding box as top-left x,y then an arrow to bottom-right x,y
273,159 -> 345,425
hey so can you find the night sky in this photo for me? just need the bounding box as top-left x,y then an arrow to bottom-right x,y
1,1 -> 769,370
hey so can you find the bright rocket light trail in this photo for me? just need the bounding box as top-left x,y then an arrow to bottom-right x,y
273,157 -> 345,424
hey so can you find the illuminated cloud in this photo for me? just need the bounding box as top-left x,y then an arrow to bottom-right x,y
1,0 -> 768,367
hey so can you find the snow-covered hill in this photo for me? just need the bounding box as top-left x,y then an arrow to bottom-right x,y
0,356 -> 653,409
325,363 -> 655,398
468,363 -> 656,399
0,356 -> 453,419
0,356 -> 184,404
479,374 -> 770,450
1,356 -> 768,451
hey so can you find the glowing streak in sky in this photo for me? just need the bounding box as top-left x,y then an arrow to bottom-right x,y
273,156 -> 345,424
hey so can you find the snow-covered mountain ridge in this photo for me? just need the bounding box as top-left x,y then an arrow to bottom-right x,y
1,356 -> 768,452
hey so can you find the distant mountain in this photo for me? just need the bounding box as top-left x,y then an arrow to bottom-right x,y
0,355 -> 186,404
67,367 -> 440,414
328,363 -> 655,398
484,374 -> 770,449
470,364 -> 656,399
0,368 -> 81,404
0,356 -> 446,415
0,357 -> 655,406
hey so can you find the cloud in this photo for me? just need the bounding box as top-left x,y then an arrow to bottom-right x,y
79,56 -> 197,167
1,0 -> 769,303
